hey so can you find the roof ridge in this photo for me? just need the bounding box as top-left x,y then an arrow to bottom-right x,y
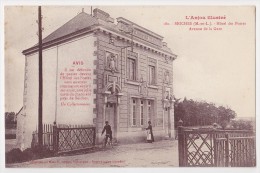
42,12 -> 97,44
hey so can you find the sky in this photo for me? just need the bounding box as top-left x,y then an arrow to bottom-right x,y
4,6 -> 256,118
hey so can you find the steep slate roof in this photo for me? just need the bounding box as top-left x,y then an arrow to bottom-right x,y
42,12 -> 98,44
24,9 -> 175,58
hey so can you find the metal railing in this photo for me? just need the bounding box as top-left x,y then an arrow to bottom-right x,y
32,123 -> 96,154
178,127 -> 256,167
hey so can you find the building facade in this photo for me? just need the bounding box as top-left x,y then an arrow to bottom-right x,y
17,8 -> 177,149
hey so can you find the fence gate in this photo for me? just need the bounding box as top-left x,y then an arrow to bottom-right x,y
32,124 -> 96,154
178,127 -> 256,167
53,126 -> 96,153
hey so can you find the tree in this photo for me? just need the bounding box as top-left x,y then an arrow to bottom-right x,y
174,98 -> 237,127
5,112 -> 16,124
231,119 -> 253,130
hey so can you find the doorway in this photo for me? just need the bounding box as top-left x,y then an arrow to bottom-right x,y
105,102 -> 116,136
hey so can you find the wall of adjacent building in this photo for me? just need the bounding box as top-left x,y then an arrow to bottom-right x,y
18,34 -> 97,149
55,34 -> 97,125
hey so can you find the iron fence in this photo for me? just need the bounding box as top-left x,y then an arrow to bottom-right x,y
31,124 -> 96,154
178,127 -> 256,167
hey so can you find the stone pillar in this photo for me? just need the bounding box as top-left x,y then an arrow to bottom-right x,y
168,107 -> 171,138
102,92 -> 110,126
162,98 -> 175,138
169,99 -> 175,139
115,93 -> 123,139
162,103 -> 165,130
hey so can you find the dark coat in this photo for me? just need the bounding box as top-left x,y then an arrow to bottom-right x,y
102,124 -> 112,135
146,124 -> 154,142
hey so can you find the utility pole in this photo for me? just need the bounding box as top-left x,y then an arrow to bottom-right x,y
38,6 -> 43,149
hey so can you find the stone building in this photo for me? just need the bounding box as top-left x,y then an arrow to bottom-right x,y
17,8 -> 177,149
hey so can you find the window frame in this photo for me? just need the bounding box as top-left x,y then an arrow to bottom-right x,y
147,57 -> 157,85
140,100 -> 144,126
132,98 -> 137,126
148,100 -> 152,122
126,50 -> 138,82
149,65 -> 156,85
128,58 -> 137,81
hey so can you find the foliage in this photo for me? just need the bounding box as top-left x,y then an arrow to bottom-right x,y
5,134 -> 16,139
6,148 -> 24,163
174,98 -> 236,128
5,147 -> 54,164
231,119 -> 254,130
5,112 -> 16,124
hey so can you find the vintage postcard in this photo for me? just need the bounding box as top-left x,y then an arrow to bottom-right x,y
3,4 -> 258,170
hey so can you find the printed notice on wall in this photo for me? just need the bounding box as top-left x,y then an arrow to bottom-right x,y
54,35 -> 96,124
59,62 -> 92,107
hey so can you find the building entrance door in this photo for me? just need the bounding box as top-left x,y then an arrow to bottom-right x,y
106,102 -> 116,136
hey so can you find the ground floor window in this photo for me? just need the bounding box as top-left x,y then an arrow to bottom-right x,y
131,98 -> 154,127
140,100 -> 144,125
132,99 -> 137,126
148,100 -> 152,122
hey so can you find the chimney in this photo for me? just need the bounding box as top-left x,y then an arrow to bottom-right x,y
93,8 -> 114,23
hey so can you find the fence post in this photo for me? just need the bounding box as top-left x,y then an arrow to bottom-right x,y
53,122 -> 58,153
225,133 -> 229,167
93,127 -> 96,147
178,126 -> 184,166
213,130 -> 217,166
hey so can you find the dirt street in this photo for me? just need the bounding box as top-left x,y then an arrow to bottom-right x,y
6,139 -> 179,168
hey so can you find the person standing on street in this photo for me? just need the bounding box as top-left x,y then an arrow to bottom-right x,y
146,121 -> 154,143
